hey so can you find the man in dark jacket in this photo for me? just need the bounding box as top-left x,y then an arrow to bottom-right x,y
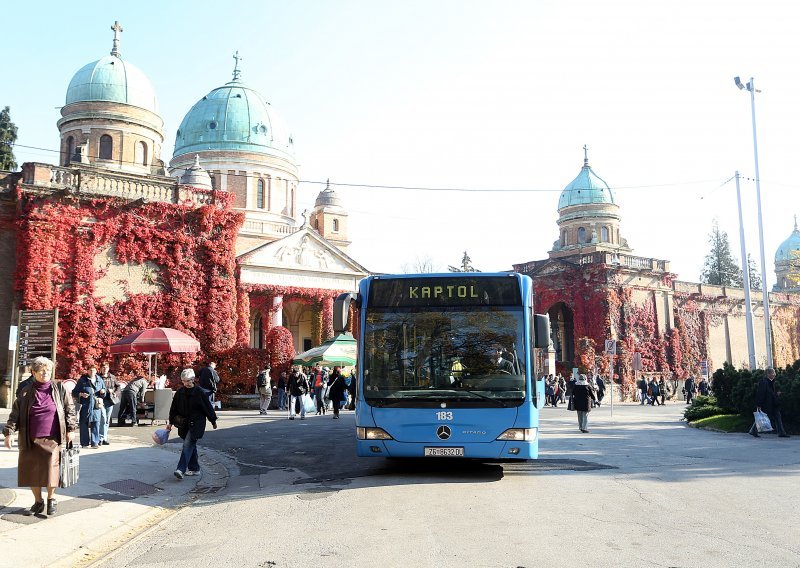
594,375 -> 606,406
197,361 -> 220,404
749,368 -> 790,438
167,368 -> 218,478
327,366 -> 347,419
287,367 -> 309,420
683,376 -> 696,405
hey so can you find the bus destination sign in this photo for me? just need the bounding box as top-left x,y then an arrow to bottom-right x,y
369,276 -> 521,308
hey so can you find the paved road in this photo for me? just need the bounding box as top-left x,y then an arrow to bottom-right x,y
97,403 -> 800,568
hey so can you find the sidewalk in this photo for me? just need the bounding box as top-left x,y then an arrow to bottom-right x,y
0,408 -> 229,568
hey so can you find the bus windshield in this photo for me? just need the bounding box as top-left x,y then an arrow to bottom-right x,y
362,306 -> 527,407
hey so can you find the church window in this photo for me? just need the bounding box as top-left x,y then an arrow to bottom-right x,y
601,226 -> 609,242
257,179 -> 265,209
314,218 -> 319,230
333,218 -> 340,232
578,227 -> 586,243
65,136 -> 74,166
135,141 -> 148,166
99,135 -> 113,160
561,229 -> 566,246
208,121 -> 217,130
266,176 -> 271,210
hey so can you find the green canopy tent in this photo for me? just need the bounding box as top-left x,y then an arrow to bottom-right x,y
292,333 -> 357,367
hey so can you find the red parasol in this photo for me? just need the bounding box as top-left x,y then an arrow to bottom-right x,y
109,327 -> 200,354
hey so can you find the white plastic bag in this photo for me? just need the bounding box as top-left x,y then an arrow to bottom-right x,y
753,410 -> 773,433
302,394 -> 316,414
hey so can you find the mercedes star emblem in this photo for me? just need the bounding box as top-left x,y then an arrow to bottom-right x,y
436,425 -> 452,440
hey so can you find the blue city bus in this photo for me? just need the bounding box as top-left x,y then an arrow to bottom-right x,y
334,272 -> 550,460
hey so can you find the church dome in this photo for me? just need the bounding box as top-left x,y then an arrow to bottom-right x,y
775,218 -> 800,263
65,55 -> 159,113
314,181 -> 344,211
557,159 -> 615,210
172,70 -> 294,161
179,155 -> 213,190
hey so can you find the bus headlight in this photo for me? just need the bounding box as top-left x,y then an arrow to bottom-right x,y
496,428 -> 537,441
357,427 -> 393,440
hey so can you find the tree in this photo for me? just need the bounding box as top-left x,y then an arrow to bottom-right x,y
448,251 -> 480,273
401,256 -> 436,273
746,254 -> 762,291
0,106 -> 18,171
700,220 -> 742,287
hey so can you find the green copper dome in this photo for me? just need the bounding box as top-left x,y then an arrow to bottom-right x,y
65,55 -> 159,113
172,76 -> 294,161
557,160 -> 615,209
775,219 -> 800,263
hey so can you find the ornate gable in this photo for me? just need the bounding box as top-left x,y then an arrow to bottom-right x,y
237,227 -> 369,291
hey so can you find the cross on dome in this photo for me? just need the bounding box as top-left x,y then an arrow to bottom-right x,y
110,21 -> 123,57
232,51 -> 243,81
583,144 -> 590,167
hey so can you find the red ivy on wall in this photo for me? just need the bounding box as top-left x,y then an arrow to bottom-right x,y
15,193 -> 243,380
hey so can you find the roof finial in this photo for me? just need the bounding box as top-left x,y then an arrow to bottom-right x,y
232,51 -> 242,81
110,21 -> 123,57
583,144 -> 590,168
325,178 -> 330,190
194,154 -> 201,168
794,213 -> 798,232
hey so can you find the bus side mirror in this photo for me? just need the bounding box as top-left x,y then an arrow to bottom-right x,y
333,292 -> 359,333
533,314 -> 552,348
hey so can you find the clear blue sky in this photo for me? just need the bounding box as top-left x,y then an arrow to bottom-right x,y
3,1 -> 798,284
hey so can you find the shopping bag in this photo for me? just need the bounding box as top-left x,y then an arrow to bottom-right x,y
754,410 -> 773,433
302,394 -> 316,414
151,428 -> 171,446
567,395 -> 575,411
59,442 -> 80,488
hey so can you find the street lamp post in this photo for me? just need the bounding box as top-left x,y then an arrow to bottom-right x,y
734,76 -> 773,368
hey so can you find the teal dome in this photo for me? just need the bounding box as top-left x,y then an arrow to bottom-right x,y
775,222 -> 800,263
172,78 -> 294,161
557,163 -> 615,209
65,55 -> 159,113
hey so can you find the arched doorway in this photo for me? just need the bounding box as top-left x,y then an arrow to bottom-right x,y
547,302 -> 575,366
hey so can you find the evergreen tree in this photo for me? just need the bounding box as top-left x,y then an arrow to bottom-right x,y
700,220 -> 742,286
0,106 -> 18,171
448,251 -> 480,272
746,254 -> 762,291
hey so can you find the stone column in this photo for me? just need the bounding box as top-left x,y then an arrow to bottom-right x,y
271,295 -> 283,328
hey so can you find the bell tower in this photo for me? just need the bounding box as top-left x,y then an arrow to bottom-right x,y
310,180 -> 350,251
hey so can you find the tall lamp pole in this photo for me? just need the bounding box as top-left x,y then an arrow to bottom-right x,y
734,76 -> 773,368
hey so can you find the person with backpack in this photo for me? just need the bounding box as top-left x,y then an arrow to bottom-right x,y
256,365 -> 272,415
287,367 -> 309,420
312,365 -> 328,415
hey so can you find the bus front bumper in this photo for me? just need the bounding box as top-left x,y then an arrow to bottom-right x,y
356,439 -> 537,459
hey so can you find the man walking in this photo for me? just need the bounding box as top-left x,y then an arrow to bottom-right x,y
287,367 -> 309,420
639,377 -> 648,405
749,368 -> 790,438
684,376 -> 696,405
277,371 -> 288,410
256,365 -> 272,415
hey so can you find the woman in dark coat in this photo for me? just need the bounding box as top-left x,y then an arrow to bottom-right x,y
327,366 -> 347,419
571,374 -> 596,433
167,368 -> 217,479
72,364 -> 106,448
3,356 -> 77,516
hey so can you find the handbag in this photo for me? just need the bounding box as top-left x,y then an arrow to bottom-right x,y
59,442 -> 80,488
94,396 -> 103,409
754,410 -> 773,433
567,395 -> 575,411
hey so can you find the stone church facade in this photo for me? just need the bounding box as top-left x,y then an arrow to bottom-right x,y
514,153 -> 800,390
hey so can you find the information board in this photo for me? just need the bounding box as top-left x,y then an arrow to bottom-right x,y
17,309 -> 58,367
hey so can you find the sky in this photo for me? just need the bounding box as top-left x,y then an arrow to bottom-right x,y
3,0 -> 799,286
